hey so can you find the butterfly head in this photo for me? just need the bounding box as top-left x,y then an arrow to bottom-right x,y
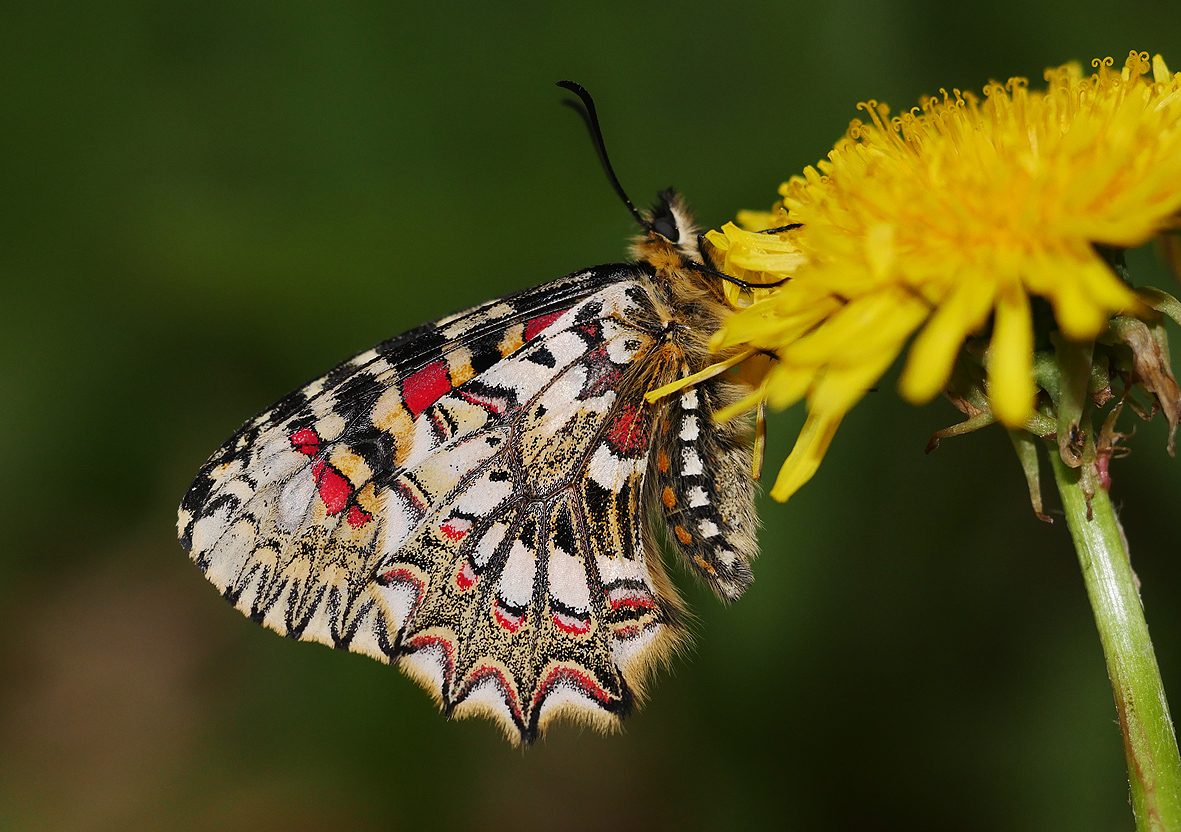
637,188 -> 703,266
646,188 -> 684,243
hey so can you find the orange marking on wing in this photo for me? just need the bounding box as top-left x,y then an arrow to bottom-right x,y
330,447 -> 372,484
674,525 -> 692,546
657,450 -> 670,474
447,348 -> 476,387
498,324 -> 525,358
661,486 -> 677,509
371,388 -> 414,466
693,555 -> 717,576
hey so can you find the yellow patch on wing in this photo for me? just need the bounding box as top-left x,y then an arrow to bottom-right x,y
447,347 -> 477,388
329,447 -> 373,486
370,387 -> 415,466
498,323 -> 525,358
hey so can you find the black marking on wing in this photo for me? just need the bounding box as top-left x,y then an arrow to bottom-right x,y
179,264 -> 638,549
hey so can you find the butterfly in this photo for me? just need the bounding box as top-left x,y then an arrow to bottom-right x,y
176,82 -> 767,744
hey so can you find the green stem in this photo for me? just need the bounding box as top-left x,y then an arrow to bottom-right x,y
1049,453 -> 1181,831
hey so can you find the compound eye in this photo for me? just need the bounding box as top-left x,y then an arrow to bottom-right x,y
651,215 -> 679,241
648,188 -> 681,242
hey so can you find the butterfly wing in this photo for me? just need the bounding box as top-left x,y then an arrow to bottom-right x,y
652,377 -> 759,601
178,267 -> 685,742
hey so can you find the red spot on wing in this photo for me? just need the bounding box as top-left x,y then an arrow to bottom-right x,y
311,460 -> 352,515
346,504 -> 372,528
532,665 -> 612,710
552,611 -> 591,635
393,479 -> 427,513
403,634 -> 457,687
612,621 -> 658,640
523,308 -> 568,341
376,567 -> 425,624
608,590 -> 658,612
290,427 -> 321,455
402,360 -> 452,417
578,345 -> 624,399
439,516 -> 472,542
455,559 -> 477,591
377,567 -> 426,623
605,404 -> 649,456
494,600 -> 524,633
465,665 -> 524,725
457,389 -> 506,415
428,408 -> 452,439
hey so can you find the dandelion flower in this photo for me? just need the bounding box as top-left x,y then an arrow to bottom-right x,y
704,50 -> 1181,501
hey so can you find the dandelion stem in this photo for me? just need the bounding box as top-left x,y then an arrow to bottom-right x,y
1049,452 -> 1181,831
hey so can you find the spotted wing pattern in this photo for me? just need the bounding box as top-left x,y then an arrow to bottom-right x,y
178,267 -> 685,742
653,379 -> 758,601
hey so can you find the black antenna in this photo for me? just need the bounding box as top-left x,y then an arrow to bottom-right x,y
759,223 -> 803,234
695,232 -> 792,290
556,80 -> 648,230
684,260 -> 791,290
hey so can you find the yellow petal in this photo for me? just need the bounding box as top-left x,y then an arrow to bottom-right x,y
782,289 -> 926,366
763,362 -> 814,410
864,223 -> 897,280
1023,252 -> 1109,339
1074,253 -> 1139,313
726,247 -> 808,275
769,411 -> 844,502
703,228 -> 731,253
711,294 -> 842,351
698,49 -> 1181,497
1052,277 -> 1108,340
900,275 -> 996,403
809,346 -> 899,416
988,285 -> 1036,426
644,350 -> 754,404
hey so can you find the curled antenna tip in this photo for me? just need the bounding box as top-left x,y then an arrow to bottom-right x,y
555,80 -> 648,230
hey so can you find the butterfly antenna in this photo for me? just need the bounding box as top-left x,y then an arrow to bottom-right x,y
557,80 -> 649,230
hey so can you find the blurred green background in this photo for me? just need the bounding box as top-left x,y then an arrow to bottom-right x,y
3,2 -> 1180,830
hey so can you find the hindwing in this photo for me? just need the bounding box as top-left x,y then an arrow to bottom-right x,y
178,266 -> 689,742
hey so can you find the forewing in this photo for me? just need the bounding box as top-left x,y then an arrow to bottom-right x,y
177,267 -> 684,742
178,267 -> 617,564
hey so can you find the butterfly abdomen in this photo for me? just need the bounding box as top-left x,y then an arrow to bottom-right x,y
627,200 -> 761,602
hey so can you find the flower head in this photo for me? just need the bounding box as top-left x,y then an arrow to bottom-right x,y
703,51 -> 1181,501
